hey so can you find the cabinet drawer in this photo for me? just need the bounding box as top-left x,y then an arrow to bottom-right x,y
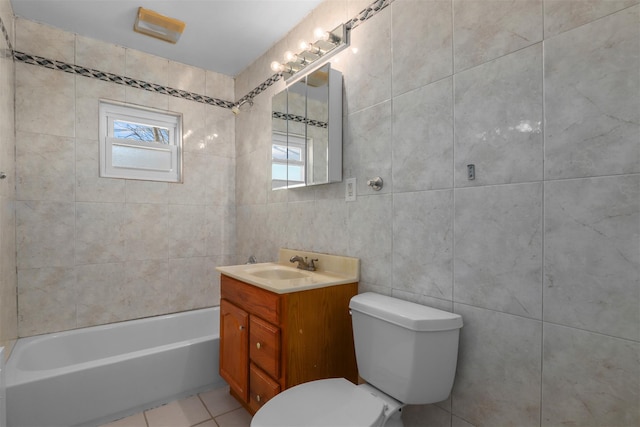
249,363 -> 280,413
250,316 -> 281,378
221,275 -> 280,325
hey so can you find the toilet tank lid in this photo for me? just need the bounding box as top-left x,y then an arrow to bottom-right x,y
349,292 -> 463,331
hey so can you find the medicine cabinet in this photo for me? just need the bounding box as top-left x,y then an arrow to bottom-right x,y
271,64 -> 342,190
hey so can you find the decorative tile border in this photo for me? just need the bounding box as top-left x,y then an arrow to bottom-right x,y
14,51 -> 235,109
272,111 -> 328,128
346,0 -> 394,30
236,71 -> 283,108
0,13 -> 12,52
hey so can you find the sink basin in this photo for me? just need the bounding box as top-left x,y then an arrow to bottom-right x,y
249,268 -> 310,280
216,250 -> 359,294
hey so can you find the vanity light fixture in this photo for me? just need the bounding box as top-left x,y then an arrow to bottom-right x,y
270,23 -> 349,85
134,7 -> 186,44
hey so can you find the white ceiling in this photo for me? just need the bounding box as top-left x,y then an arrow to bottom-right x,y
10,0 -> 324,77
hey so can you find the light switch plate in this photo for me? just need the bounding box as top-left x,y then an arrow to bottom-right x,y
345,178 -> 356,202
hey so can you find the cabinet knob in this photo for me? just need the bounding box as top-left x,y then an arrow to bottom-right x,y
256,342 -> 261,349
256,394 -> 261,402
239,325 -> 245,330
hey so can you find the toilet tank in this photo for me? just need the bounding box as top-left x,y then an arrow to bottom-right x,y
349,293 -> 463,405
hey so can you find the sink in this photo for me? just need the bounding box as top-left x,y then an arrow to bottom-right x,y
216,250 -> 359,294
249,268 -> 310,280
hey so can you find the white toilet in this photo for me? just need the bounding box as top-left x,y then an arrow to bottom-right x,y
250,292 -> 463,427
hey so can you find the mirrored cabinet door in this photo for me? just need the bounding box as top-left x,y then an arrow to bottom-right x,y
271,64 -> 342,190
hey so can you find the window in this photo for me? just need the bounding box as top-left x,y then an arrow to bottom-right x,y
271,131 -> 307,188
99,100 -> 183,182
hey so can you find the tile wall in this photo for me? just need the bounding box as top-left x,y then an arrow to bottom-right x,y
234,0 -> 639,425
0,0 -> 15,355
13,18 -> 237,337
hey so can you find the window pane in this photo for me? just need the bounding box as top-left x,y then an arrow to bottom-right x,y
272,144 -> 303,162
114,120 -> 170,144
272,144 -> 288,160
112,144 -> 173,171
288,165 -> 304,182
272,163 -> 288,180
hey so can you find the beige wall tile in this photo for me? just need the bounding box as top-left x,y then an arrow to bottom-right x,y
544,175 -> 639,340
125,48 -> 168,86
169,61 -> 206,94
392,77 -> 453,192
124,203 -> 168,261
169,204 -> 206,258
544,5 -> 640,180
543,323 -> 640,426
454,44 -> 543,187
452,304 -> 541,426
76,35 -> 126,75
76,262 -> 128,327
544,0 -> 639,37
16,201 -> 75,269
15,18 -> 74,62
16,63 -> 75,137
453,0 -> 542,72
17,267 -> 76,336
16,131 -> 75,202
392,0 -> 452,96
75,202 -> 126,265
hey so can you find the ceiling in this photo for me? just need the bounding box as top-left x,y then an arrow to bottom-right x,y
10,0 -> 324,77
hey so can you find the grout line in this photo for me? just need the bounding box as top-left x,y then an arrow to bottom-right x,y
540,0 -> 546,424
197,392 -> 215,421
451,0 -> 457,318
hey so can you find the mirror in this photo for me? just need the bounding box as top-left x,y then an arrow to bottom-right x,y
271,64 -> 342,190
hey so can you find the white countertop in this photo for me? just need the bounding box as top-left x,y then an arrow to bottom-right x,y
216,249 -> 359,294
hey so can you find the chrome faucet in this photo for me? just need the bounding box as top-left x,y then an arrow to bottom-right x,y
289,255 -> 318,271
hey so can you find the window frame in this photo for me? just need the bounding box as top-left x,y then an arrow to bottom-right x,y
99,100 -> 183,183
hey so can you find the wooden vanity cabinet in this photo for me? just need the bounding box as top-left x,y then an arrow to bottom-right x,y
219,274 -> 358,414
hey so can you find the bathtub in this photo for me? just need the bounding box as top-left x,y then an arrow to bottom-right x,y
6,307 -> 224,427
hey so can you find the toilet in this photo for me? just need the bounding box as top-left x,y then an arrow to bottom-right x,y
251,292 -> 463,427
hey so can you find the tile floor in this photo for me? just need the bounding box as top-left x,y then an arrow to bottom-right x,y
101,386 -> 252,427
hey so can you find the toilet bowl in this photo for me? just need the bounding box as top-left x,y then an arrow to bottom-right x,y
251,292 -> 463,427
251,378 -> 393,427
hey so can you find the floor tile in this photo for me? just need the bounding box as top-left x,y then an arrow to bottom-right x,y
145,395 -> 211,427
101,412 -> 147,427
214,407 -> 253,427
199,386 -> 242,417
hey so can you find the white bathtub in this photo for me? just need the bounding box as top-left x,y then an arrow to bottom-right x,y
6,307 -> 224,427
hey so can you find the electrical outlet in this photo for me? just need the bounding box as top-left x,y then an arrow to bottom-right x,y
345,178 -> 356,202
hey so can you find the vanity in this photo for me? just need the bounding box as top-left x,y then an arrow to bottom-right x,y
216,249 -> 359,414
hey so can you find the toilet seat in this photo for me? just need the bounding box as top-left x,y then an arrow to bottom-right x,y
251,378 -> 386,427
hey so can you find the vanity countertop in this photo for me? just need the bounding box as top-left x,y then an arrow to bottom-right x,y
216,249 -> 359,294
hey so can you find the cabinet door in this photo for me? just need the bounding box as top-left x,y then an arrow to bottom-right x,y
220,299 -> 249,402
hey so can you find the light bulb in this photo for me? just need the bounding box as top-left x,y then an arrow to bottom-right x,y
300,41 -> 322,55
314,27 -> 327,40
270,61 -> 283,72
283,51 -> 296,62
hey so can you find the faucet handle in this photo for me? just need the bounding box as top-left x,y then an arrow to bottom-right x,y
308,259 -> 318,270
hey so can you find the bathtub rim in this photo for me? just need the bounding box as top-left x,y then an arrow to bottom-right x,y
6,306 -> 220,388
